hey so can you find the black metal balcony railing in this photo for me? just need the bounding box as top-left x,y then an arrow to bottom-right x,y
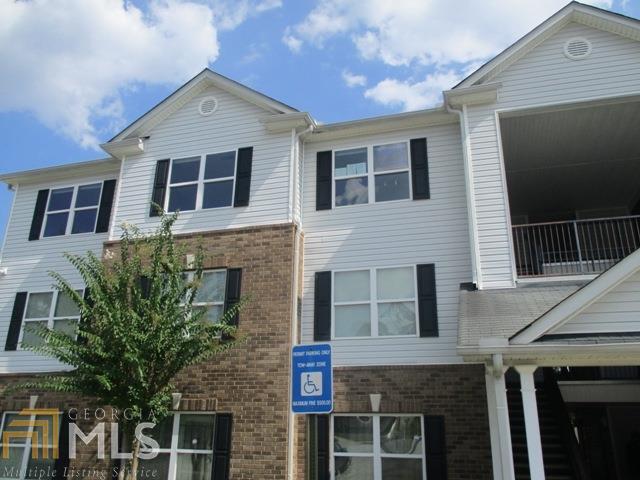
512,215 -> 640,278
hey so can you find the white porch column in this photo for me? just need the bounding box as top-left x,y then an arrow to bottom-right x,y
485,355 -> 515,480
516,365 -> 546,480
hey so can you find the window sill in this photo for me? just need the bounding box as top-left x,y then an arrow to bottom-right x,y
331,334 -> 419,341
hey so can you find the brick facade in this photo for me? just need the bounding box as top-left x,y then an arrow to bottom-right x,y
294,364 -> 493,480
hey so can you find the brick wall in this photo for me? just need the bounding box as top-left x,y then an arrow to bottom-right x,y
295,363 -> 493,480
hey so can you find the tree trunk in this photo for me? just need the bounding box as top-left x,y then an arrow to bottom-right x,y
125,437 -> 141,480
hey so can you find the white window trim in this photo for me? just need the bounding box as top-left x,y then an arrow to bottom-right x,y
138,412 -> 216,480
18,289 -> 83,350
331,265 -> 419,340
332,140 -> 413,208
330,414 -> 426,480
0,410 -> 62,480
165,150 -> 238,214
41,182 -> 104,238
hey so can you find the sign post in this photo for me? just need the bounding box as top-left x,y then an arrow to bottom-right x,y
291,344 -> 333,414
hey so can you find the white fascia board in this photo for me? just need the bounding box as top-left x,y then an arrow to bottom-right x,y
0,157 -> 119,187
100,137 -> 144,159
510,248 -> 640,345
444,83 -> 501,107
260,112 -> 315,133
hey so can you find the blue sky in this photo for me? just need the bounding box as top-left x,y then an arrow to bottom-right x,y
1,0 -> 639,245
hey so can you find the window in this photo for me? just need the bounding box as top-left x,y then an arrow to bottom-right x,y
138,413 -> 216,480
334,142 -> 410,207
167,152 -> 237,213
184,270 -> 226,324
0,411 -> 61,480
20,290 -> 82,348
42,183 -> 103,237
333,415 -> 425,480
333,266 -> 417,338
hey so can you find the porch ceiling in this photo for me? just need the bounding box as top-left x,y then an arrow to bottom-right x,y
501,100 -> 640,220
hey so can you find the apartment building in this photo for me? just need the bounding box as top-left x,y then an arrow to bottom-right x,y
1,2 -> 640,480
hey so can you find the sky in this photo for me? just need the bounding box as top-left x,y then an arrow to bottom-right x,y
1,0 -> 639,245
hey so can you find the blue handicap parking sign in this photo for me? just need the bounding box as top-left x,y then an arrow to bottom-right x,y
291,344 -> 333,414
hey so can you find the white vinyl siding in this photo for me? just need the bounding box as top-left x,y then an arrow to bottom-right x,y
466,22 -> 640,289
0,167 -> 118,374
111,85 -> 293,237
551,271 -> 640,335
302,125 -> 471,366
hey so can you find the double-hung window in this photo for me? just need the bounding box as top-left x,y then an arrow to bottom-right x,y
167,152 -> 237,212
334,142 -> 411,207
184,270 -> 226,324
43,183 -> 102,237
0,411 -> 61,480
333,414 -> 425,480
138,413 -> 216,480
333,266 -> 417,338
19,290 -> 82,348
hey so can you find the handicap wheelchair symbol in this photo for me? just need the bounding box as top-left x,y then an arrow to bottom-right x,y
301,372 -> 323,396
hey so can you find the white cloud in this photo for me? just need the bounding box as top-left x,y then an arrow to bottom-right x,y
210,0 -> 282,30
364,70 -> 461,110
282,28 -> 303,53
285,0 -> 614,67
0,0 -> 278,149
342,70 -> 367,88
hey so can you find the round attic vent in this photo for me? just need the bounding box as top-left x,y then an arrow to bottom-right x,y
564,38 -> 592,60
198,96 -> 218,116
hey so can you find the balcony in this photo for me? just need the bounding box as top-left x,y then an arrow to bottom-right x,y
513,215 -> 640,278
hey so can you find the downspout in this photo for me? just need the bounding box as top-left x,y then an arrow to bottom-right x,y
0,183 -> 18,266
287,123 -> 314,480
446,102 -> 481,288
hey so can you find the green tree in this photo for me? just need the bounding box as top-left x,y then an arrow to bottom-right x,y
20,213 -> 243,480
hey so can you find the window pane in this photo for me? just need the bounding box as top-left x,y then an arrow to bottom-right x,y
381,458 -> 423,480
176,453 -> 212,480
34,415 -> 60,448
377,267 -> 414,300
27,450 -> 56,479
138,452 -> 170,480
178,414 -> 215,450
145,416 -> 173,449
335,457 -> 374,479
168,185 -> 198,212
75,183 -> 101,208
335,305 -> 371,337
0,446 -> 26,473
1,413 -> 31,444
380,416 -> 423,454
202,180 -> 233,209
26,293 -> 53,318
47,187 -> 73,211
375,172 -> 410,202
204,151 -> 235,180
336,177 -> 368,206
373,142 -> 408,172
378,302 -> 416,336
43,212 -> 69,237
71,209 -> 97,234
194,271 -> 226,303
54,291 -> 81,317
334,416 -> 373,453
196,305 -> 223,324
22,321 -> 47,348
53,319 -> 78,339
335,148 -> 367,177
171,157 -> 200,183
334,270 -> 370,302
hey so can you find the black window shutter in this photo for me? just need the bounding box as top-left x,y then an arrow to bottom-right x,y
316,151 -> 332,210
233,147 -> 253,207
424,415 -> 447,480
139,276 -> 151,299
307,415 -> 330,480
78,288 -> 92,345
150,159 -> 170,217
29,189 -> 49,241
410,138 -> 430,200
95,179 -> 116,233
5,292 -> 27,351
313,272 -> 331,341
224,268 -> 242,328
54,412 -> 75,480
211,413 -> 233,480
417,264 -> 438,337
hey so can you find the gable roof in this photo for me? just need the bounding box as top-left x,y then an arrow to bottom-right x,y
510,248 -> 640,344
108,68 -> 298,143
455,1 -> 640,89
